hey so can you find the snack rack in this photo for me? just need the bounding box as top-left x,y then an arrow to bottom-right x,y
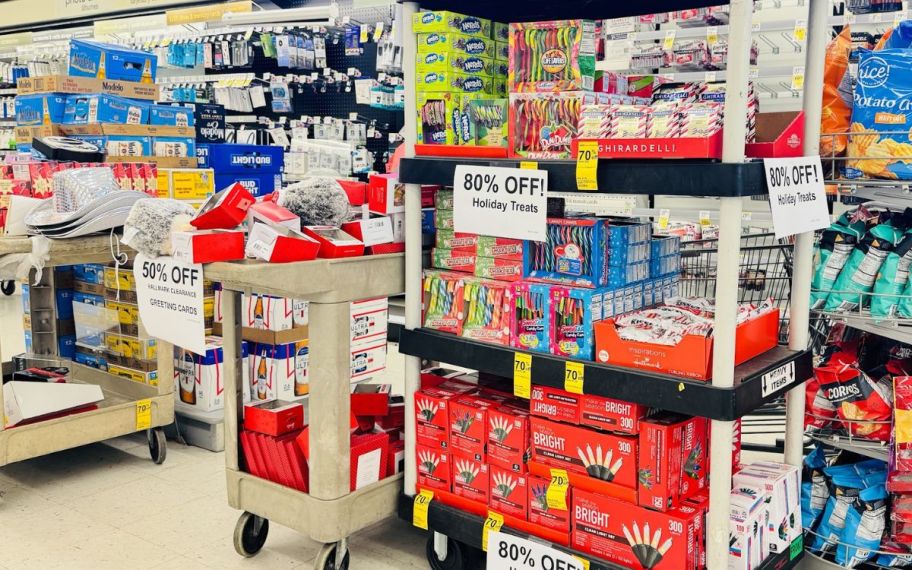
200,254 -> 404,569
0,236 -> 174,468
397,1 -> 826,569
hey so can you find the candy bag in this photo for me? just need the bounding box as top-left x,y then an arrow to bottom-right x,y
811,213 -> 867,309
809,467 -> 865,553
835,484 -> 888,567
824,224 -> 900,312
872,229 -> 912,317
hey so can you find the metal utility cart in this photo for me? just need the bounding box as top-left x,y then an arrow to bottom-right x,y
396,0 -> 826,568
0,235 -> 174,468
198,254 -> 405,569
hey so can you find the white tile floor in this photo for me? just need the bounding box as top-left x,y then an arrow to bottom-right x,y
0,290 -> 429,570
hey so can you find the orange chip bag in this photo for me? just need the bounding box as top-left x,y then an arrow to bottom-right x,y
820,27 -> 853,158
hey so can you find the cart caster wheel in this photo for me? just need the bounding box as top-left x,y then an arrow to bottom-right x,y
1,281 -> 14,296
147,428 -> 167,465
426,535 -> 467,570
315,542 -> 350,570
234,512 -> 269,557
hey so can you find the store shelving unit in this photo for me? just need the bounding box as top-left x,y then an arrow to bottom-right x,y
0,236 -> 173,468
207,254 -> 405,569
399,0 -> 825,568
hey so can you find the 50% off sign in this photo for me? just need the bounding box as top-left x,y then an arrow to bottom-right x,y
487,532 -> 588,570
453,165 -> 548,242
134,253 -> 207,355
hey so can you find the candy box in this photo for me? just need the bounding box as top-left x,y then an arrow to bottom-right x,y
416,386 -> 459,448
580,394 -> 645,435
607,261 -> 650,288
412,11 -> 492,37
460,276 -> 513,345
477,235 -> 524,259
896,375 -> 912,472
417,91 -> 466,146
451,450 -> 490,505
509,92 -> 593,159
449,394 -> 493,461
512,282 -> 551,354
15,94 -> 67,126
529,474 -> 571,533
417,32 -> 495,58
475,256 -> 523,282
637,413 -> 686,512
530,385 -> 580,424
495,41 -> 510,61
509,20 -> 596,92
487,403 -> 531,473
68,39 -> 157,83
467,98 -> 508,148
435,209 -> 454,230
416,443 -> 451,492
417,51 -> 495,76
530,417 -> 638,490
417,70 -> 493,95
432,247 -> 476,273
435,229 -> 476,251
489,464 -> 529,520
549,286 -> 601,360
609,241 -> 651,267
572,489 -> 700,570
525,217 -> 610,288
422,270 -> 466,335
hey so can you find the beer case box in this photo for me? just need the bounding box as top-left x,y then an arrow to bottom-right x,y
350,340 -> 386,383
529,416 -> 638,490
161,168 -> 214,201
68,39 -> 158,83
416,443 -> 452,492
244,400 -> 305,437
448,394 -> 493,462
108,363 -> 158,386
75,349 -> 107,370
74,264 -> 105,284
105,298 -> 139,326
175,338 -> 251,413
106,332 -> 156,361
580,394 -> 646,435
350,297 -> 389,346
62,93 -> 150,125
530,385 -> 581,425
15,93 -> 68,126
489,465 -> 530,520
243,293 -> 296,332
528,474 -> 571,533
572,489 -> 701,570
487,403 -> 530,473
637,413 -> 685,512
450,450 -> 489,505
16,75 -> 159,101
149,104 -> 195,127
247,341 -> 310,405
152,136 -> 196,159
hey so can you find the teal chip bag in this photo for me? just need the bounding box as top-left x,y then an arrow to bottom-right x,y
824,224 -> 901,312
812,214 -> 867,309
872,229 -> 912,317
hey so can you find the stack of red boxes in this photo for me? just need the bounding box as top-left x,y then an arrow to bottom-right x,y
414,372 -> 719,568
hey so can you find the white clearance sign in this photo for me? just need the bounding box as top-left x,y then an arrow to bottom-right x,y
453,165 -> 548,242
764,156 -> 830,239
134,253 -> 206,355
487,532 -> 587,570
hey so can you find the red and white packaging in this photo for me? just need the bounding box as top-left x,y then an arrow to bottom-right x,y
734,462 -> 801,555
487,403 -> 530,473
368,173 -> 404,214
341,217 -> 394,247
246,221 -> 320,263
680,416 -> 708,499
172,229 -> 245,264
580,394 -> 645,435
572,489 -> 700,570
303,226 -> 365,258
388,439 -> 405,476
350,297 -> 389,346
528,474 -> 571,533
638,413 -> 685,512
489,465 -> 529,520
350,383 -> 391,417
449,395 -> 493,461
246,200 -> 300,230
451,450 -> 489,505
530,385 -> 581,425
337,179 -> 367,206
191,182 -> 255,229
530,417 -> 638,490
415,387 -> 456,448
244,293 -> 295,331
244,400 -> 305,436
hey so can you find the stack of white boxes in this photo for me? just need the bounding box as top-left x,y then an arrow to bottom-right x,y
350,297 -> 389,383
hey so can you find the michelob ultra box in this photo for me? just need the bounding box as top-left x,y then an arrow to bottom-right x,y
174,337 -> 250,412
248,341 -> 310,404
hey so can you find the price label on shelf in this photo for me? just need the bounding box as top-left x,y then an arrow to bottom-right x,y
764,156 -> 829,239
413,489 -> 434,530
134,254 -> 206,355
793,19 -> 807,42
663,29 -> 676,50
791,66 -> 805,91
564,361 -> 584,394
658,208 -> 671,230
546,468 -> 570,510
706,26 -> 718,45
513,352 -> 532,399
575,140 -> 599,191
135,399 -> 152,431
487,532 -> 589,570
453,165 -> 548,242
699,210 -> 712,227
482,511 -> 505,551
373,21 -> 384,42
519,161 -> 538,170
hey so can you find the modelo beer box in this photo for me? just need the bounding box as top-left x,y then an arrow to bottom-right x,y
206,144 -> 284,197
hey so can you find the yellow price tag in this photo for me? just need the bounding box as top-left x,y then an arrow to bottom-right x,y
413,489 -> 434,530
373,22 -> 385,42
658,208 -> 671,230
793,19 -> 807,42
706,26 -> 718,45
546,468 -> 570,511
699,210 -> 711,227
244,29 -> 254,41
359,25 -> 369,43
791,66 -> 805,91
564,361 -> 584,394
519,161 -> 538,170
575,140 -> 598,191
135,398 -> 152,431
513,352 -> 532,399
482,511 -> 505,551
573,556 -> 591,570
663,29 -> 676,50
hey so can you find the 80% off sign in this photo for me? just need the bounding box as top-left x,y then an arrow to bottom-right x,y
487,532 -> 588,570
453,165 -> 548,242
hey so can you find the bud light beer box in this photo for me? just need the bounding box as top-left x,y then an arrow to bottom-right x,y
207,144 -> 284,197
68,39 -> 158,84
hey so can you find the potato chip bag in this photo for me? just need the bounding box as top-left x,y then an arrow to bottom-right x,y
835,484 -> 888,568
824,224 -> 900,312
811,212 -> 867,309
819,365 -> 893,442
872,229 -> 912,317
820,28 -> 853,158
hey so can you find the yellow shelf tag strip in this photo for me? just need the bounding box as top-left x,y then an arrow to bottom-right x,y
546,468 -> 570,511
564,361 -> 584,395
514,352 -> 532,399
482,511 -> 505,551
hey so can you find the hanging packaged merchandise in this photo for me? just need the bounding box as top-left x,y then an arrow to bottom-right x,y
820,28 -> 853,158
818,364 -> 893,441
809,467 -> 865,553
801,446 -> 830,530
835,484 -> 888,567
875,543 -> 912,567
811,212 -> 867,309
824,224 -> 900,312
805,374 -> 838,432
895,375 -> 912,472
872,229 -> 912,317
270,78 -> 293,114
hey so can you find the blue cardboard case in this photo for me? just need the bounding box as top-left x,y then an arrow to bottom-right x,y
63,94 -> 149,125
149,104 -> 195,127
15,94 -> 68,126
69,39 -> 158,83
207,144 -> 284,173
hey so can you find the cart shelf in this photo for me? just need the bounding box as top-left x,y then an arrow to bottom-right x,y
807,433 -> 891,463
397,493 -> 804,570
400,0 -> 728,22
399,156 -> 768,197
399,328 -> 812,421
227,469 -> 403,545
0,235 -> 135,265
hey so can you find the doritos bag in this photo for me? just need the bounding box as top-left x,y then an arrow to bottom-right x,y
819,364 -> 893,441
820,27 -> 854,158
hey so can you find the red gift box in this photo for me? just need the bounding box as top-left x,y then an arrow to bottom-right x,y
303,226 -> 365,258
246,221 -> 320,263
368,173 -> 404,214
337,179 -> 367,206
191,182 -> 255,229
449,394 -> 493,462
351,383 -> 391,416
341,218 -> 394,247
171,229 -> 245,264
580,394 -> 645,435
377,401 -> 404,430
296,428 -> 389,491
489,464 -> 529,520
638,413 -> 686,512
387,439 -> 405,477
247,200 -> 300,230
244,400 -> 305,436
